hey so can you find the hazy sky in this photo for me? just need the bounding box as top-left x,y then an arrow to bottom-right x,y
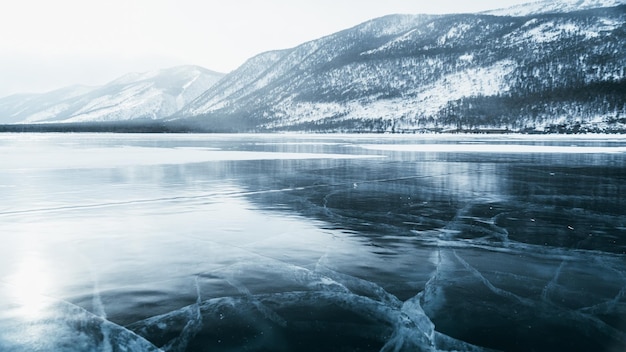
0,0 -> 533,97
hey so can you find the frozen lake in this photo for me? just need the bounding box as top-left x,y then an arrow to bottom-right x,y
0,133 -> 625,351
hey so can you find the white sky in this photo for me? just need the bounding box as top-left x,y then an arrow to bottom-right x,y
0,0 -> 533,97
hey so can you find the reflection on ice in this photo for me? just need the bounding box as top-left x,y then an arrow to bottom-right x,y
0,284 -> 161,352
7,254 -> 53,320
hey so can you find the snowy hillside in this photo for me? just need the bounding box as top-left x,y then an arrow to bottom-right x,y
0,66 -> 224,123
175,3 -> 626,133
182,50 -> 290,116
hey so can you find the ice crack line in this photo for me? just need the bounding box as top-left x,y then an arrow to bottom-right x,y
162,277 -> 204,352
541,259 -> 566,304
452,249 -> 535,307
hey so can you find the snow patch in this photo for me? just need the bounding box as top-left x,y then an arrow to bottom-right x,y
438,23 -> 472,45
459,54 -> 474,62
413,59 -> 517,116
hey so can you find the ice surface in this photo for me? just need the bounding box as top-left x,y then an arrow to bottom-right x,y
1,134 -> 625,351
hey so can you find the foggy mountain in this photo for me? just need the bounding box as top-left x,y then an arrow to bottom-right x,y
0,66 -> 224,124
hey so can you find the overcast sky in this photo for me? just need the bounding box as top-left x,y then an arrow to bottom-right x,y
0,0 -> 534,97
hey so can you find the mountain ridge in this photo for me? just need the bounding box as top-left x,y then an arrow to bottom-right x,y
174,4 -> 626,133
0,65 -> 225,124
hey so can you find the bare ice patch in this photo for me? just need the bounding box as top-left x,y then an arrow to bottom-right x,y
1,146 -> 381,170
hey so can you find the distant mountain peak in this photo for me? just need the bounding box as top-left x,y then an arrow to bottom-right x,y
485,0 -> 626,16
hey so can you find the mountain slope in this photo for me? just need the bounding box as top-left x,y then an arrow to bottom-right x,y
177,4 -> 626,133
0,65 -> 224,124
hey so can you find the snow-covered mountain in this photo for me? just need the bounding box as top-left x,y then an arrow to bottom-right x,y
176,2 -> 626,133
0,66 -> 224,124
2,1 -> 624,133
